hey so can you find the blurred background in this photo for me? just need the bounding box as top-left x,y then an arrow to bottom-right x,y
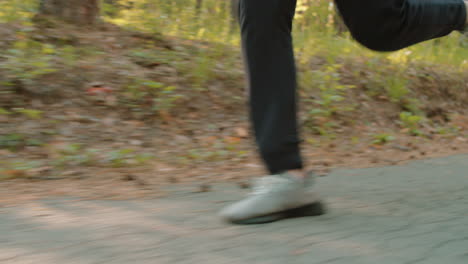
0,0 -> 467,200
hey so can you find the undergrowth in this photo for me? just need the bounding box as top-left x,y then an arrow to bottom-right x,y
0,0 -> 467,138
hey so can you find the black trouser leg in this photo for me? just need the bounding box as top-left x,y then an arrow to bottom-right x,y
335,0 -> 467,51
240,0 -> 466,175
240,0 -> 302,174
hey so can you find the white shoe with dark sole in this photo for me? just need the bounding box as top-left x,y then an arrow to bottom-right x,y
219,171 -> 326,225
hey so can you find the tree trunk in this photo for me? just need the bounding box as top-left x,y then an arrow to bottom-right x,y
195,0 -> 203,17
39,0 -> 100,25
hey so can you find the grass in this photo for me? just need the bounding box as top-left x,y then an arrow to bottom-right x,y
372,133 -> 396,145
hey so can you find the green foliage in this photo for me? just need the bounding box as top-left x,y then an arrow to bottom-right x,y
0,133 -> 44,151
0,38 -> 57,88
53,150 -> 96,168
0,134 -> 26,151
0,107 -> 45,119
399,112 -> 423,128
372,133 -> 396,145
13,108 -> 43,119
385,75 -> 409,104
351,136 -> 360,144
382,72 -> 422,114
60,45 -> 79,67
356,58 -> 425,114
190,52 -> 215,90
129,46 -> 234,92
435,125 -> 461,136
180,137 -> 247,163
104,148 -> 155,167
122,78 -> 182,114
186,148 -> 230,162
52,145 -> 155,168
0,108 -> 12,115
3,0 -> 468,68
399,111 -> 424,136
105,148 -> 136,167
302,64 -> 354,135
0,0 -> 37,23
305,64 -> 355,116
0,160 -> 44,180
107,0 -> 237,44
50,143 -> 95,168
59,143 -> 83,155
359,59 -> 408,99
129,48 -> 178,67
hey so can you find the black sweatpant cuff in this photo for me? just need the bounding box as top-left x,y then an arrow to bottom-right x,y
262,149 -> 303,175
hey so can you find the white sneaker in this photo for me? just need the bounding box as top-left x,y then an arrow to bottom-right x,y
219,171 -> 325,224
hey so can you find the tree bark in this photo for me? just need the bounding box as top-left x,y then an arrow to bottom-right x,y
195,0 -> 203,17
39,0 -> 100,25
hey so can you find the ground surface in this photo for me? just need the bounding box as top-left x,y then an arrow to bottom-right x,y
1,154 -> 467,264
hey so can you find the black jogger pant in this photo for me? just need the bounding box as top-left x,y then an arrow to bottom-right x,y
239,0 -> 466,174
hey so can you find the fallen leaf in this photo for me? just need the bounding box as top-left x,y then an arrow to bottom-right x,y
235,127 -> 249,138
224,136 -> 241,144
158,110 -> 173,123
200,136 -> 217,145
188,112 -> 199,119
86,86 -> 113,95
0,149 -> 12,156
123,120 -> 145,127
2,170 -> 27,179
371,144 -> 383,149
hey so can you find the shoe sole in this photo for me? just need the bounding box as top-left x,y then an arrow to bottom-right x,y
229,201 -> 326,225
